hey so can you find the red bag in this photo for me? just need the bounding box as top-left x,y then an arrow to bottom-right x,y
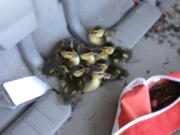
112,72 -> 180,135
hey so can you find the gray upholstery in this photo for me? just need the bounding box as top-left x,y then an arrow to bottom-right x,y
0,46 -> 32,132
0,0 -> 37,49
77,0 -> 134,28
2,91 -> 71,135
0,0 -> 37,130
57,0 -> 160,49
32,0 -> 70,57
0,103 -> 28,133
111,1 -> 161,48
0,0 -> 71,133
0,46 -> 31,82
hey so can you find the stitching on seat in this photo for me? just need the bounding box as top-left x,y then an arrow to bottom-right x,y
35,107 -> 55,124
24,120 -> 41,135
48,96 -> 66,113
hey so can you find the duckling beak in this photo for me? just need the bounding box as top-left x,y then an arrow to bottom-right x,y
93,52 -> 98,56
103,73 -> 111,79
86,67 -> 90,71
73,53 -> 79,57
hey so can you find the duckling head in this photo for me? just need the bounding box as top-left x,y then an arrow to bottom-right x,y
90,66 -> 110,79
61,46 -> 78,59
104,30 -> 114,41
96,59 -> 109,71
95,49 -> 108,61
70,65 -> 86,77
58,65 -> 69,74
55,38 -> 73,52
102,42 -> 115,55
112,47 -> 131,64
80,48 -> 95,65
121,50 -> 131,61
88,26 -> 106,46
72,38 -> 85,53
80,48 -> 93,60
61,87 -> 82,104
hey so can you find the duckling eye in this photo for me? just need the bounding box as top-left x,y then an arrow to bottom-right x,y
66,52 -> 74,55
92,30 -> 104,37
103,46 -> 110,49
93,31 -> 99,34
62,52 -> 71,55
94,26 -> 102,30
98,72 -> 104,76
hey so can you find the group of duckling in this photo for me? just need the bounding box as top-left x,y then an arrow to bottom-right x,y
42,26 -> 132,105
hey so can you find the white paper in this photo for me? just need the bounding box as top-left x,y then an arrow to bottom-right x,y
3,76 -> 50,107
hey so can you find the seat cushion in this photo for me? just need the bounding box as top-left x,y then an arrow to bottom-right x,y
77,0 -> 134,28
2,91 -> 71,135
32,0 -> 70,57
0,103 -> 28,133
0,0 -> 37,49
0,46 -> 32,132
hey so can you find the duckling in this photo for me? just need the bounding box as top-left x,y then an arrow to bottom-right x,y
55,38 -> 73,54
102,42 -> 115,55
70,65 -> 86,78
80,48 -> 95,66
88,26 -> 106,46
60,85 -> 82,105
55,38 -> 82,54
110,47 -> 132,65
106,64 -> 129,81
83,66 -> 111,93
57,65 -> 69,79
61,46 -> 80,67
95,59 -> 109,72
88,26 -> 114,46
94,48 -> 109,61
60,65 -> 86,104
42,52 -> 66,76
69,65 -> 86,96
59,38 -> 84,53
72,38 -> 85,53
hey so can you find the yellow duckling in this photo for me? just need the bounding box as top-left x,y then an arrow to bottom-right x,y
83,66 -> 111,93
71,38 -> 85,53
110,47 -> 132,65
106,64 -> 129,81
57,65 -> 69,79
42,52 -> 65,76
61,46 -> 80,67
55,38 -> 82,54
88,26 -> 106,46
60,65 -> 85,104
95,59 -> 109,72
102,42 -> 115,55
80,48 -> 95,66
55,38 -> 73,53
70,65 -> 86,78
94,49 -> 109,61
88,26 -> 114,46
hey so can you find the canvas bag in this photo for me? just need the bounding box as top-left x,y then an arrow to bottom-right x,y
112,72 -> 180,135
